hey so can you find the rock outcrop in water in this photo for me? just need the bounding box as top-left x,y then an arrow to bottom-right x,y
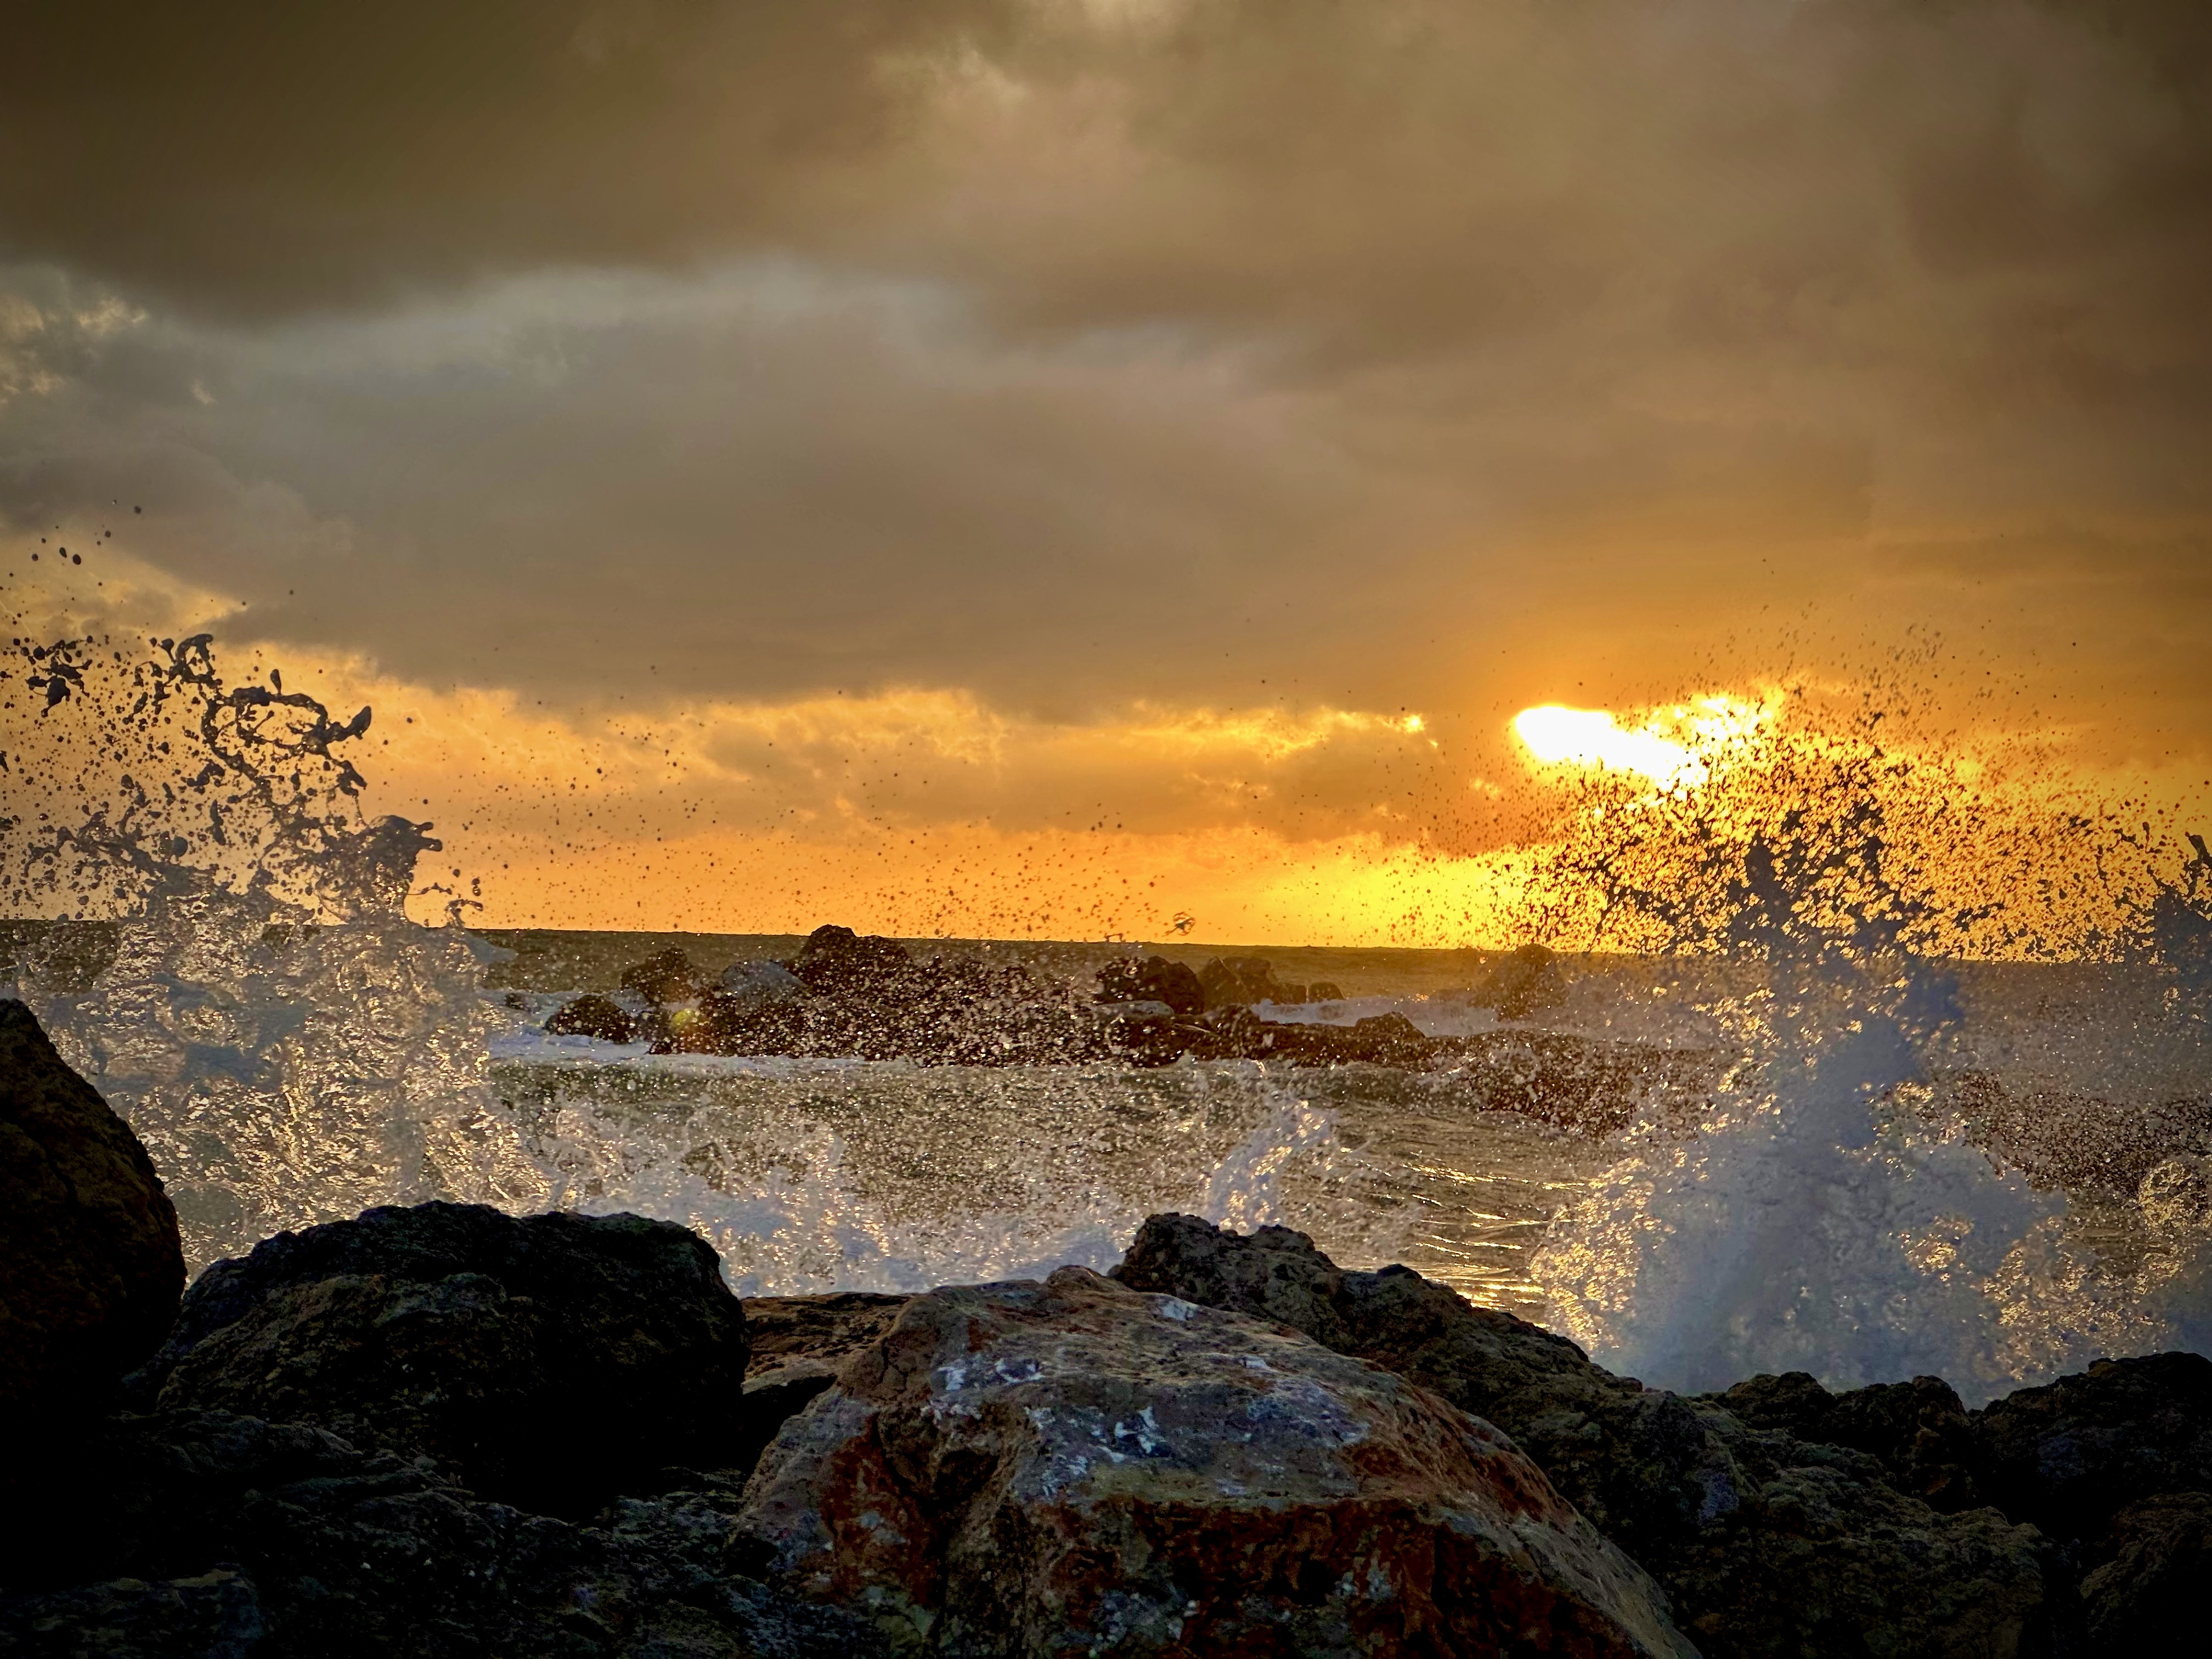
126,1200 -> 761,1517
0,998 -> 184,1418
733,1265 -> 1695,1657
1112,1214 -> 2053,1658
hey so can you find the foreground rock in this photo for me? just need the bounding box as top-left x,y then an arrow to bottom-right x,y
130,1200 -> 759,1515
0,998 -> 184,1418
1114,1215 -> 2051,1659
2,1408 -> 865,1658
735,1265 -> 1695,1657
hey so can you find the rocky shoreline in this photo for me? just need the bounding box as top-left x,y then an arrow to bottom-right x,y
7,996 -> 2211,1655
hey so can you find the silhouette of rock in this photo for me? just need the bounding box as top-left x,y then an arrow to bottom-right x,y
1094,954 -> 1205,1017
0,998 -> 183,1417
133,1201 -> 758,1516
543,991 -> 637,1042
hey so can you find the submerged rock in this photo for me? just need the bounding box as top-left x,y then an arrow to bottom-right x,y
130,1201 -> 759,1516
0,998 -> 184,1418
1,1408 -> 865,1658
1113,1214 -> 2051,1659
736,1265 -> 1694,1657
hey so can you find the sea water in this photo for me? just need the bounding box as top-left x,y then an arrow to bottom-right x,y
5,625 -> 2209,1401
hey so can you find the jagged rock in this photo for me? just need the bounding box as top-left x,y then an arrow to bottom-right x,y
735,1265 -> 1695,1657
0,998 -> 184,1417
1474,944 -> 1570,1021
791,926 -> 913,997
719,958 -> 807,1006
1197,954 -> 1305,1008
1973,1351 -> 2212,1542
1308,979 -> 1345,1000
1093,955 -> 1204,1018
1925,1071 -> 2212,1196
2078,1491 -> 2212,1648
743,1292 -> 912,1375
1113,1214 -> 2051,1659
131,1201 -> 757,1516
0,1408 -> 867,1658
1706,1370 -> 1983,1510
619,947 -> 706,1006
0,1567 -> 266,1658
544,992 -> 639,1043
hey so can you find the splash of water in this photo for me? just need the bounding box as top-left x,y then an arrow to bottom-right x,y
4,627 -> 544,1270
1527,685 -> 2210,1401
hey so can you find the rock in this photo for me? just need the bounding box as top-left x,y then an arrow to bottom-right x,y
132,1201 -> 758,1516
1706,1370 -> 1983,1510
543,992 -> 639,1043
0,998 -> 184,1418
1474,944 -> 1570,1022
619,946 -> 706,1006
1197,954 -> 1305,1008
791,926 -> 913,997
2078,1491 -> 2212,1648
719,958 -> 808,1006
1926,1071 -> 2212,1196
1113,1214 -> 2052,1659
1308,979 -> 1345,1001
1973,1351 -> 2212,1542
0,1567 -> 266,1658
743,1291 -> 912,1375
735,1265 -> 1694,1657
1093,955 -> 1204,1018
1,1408 -> 866,1658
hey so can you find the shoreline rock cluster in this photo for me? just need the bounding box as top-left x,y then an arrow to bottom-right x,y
541,925 -> 1701,1136
8,997 -> 2211,1655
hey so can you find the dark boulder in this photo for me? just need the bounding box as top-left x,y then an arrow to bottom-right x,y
1973,1350 -> 2212,1542
0,998 -> 184,1418
1707,1370 -> 1983,1510
1,1408 -> 867,1658
1307,979 -> 1345,1000
1113,1213 -> 2051,1659
742,1291 -> 911,1376
1472,943 -> 1570,1021
543,992 -> 639,1043
131,1201 -> 757,1516
790,925 -> 913,997
718,958 -> 806,1006
2078,1491 -> 2212,1649
1197,954 -> 1305,1008
618,946 -> 704,1006
1094,954 -> 1205,1018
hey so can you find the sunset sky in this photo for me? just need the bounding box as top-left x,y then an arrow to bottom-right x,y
4,2 -> 2208,942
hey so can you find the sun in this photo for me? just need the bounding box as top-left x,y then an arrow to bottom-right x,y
1512,696 -> 1773,788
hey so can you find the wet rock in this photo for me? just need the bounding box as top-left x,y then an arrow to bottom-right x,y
1451,1030 -> 1720,1135
1,1408 -> 866,1658
743,1291 -> 912,1376
1928,1071 -> 2212,1195
735,1265 -> 1694,1657
1973,1351 -> 2212,1542
619,946 -> 706,1006
1473,943 -> 1570,1021
543,992 -> 639,1043
0,998 -> 184,1417
719,957 -> 807,1006
132,1201 -> 757,1516
1114,1214 -> 2051,1659
1093,954 -> 1204,1018
2078,1491 -> 2212,1648
1707,1370 -> 1983,1510
1197,953 -> 1305,1008
1307,979 -> 1345,1000
791,925 -> 913,997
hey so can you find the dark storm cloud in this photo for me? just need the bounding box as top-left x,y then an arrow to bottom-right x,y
3,0 -> 2208,765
